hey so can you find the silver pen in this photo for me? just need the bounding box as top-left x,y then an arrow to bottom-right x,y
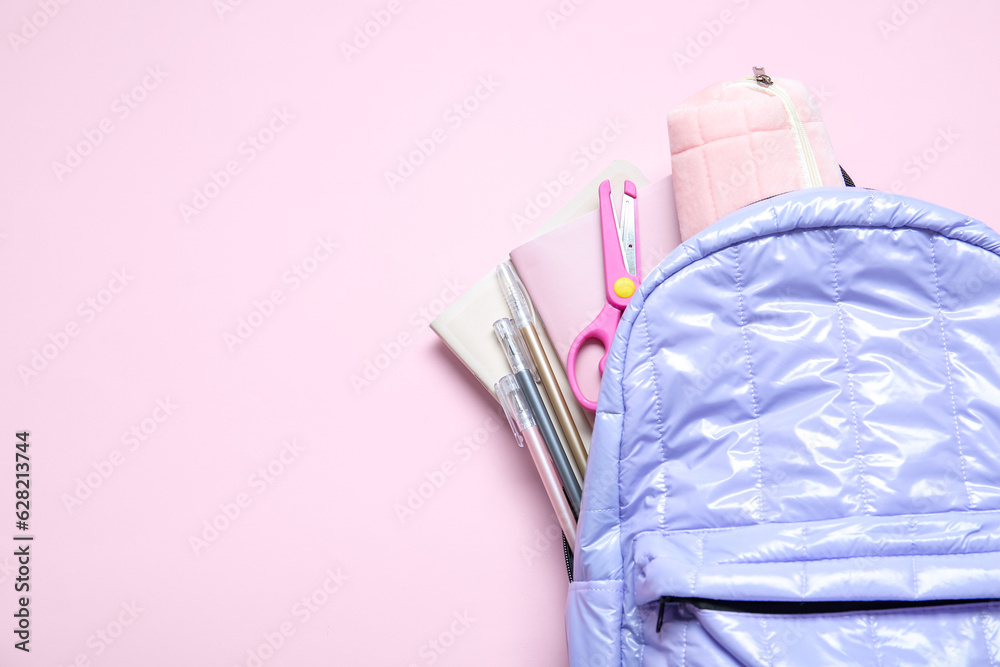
497,262 -> 588,476
494,317 -> 581,516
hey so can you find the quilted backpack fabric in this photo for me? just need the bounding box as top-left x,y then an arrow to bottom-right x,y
566,187 -> 1000,666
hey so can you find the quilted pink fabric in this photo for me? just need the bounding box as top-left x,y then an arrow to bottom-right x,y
669,76 -> 845,240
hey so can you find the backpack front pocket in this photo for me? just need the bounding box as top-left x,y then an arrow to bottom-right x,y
632,511 -> 1000,666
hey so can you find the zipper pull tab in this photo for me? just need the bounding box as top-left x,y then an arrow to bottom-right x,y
656,597 -> 667,632
752,66 -> 773,87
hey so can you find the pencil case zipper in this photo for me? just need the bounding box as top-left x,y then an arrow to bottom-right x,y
729,70 -> 824,189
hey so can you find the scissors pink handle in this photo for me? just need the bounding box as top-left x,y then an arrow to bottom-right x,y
567,302 -> 621,411
599,180 -> 639,310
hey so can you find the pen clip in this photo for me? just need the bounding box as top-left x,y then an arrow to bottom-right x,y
496,374 -> 534,446
493,318 -> 539,382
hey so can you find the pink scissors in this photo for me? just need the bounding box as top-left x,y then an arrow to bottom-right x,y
568,179 -> 640,411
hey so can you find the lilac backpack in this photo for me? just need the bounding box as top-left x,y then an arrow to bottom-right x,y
566,187 -> 1000,665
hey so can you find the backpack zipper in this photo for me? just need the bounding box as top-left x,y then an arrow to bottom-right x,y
653,595 -> 997,632
731,67 -> 823,189
656,597 -> 667,632
562,532 -> 574,582
841,166 -> 855,187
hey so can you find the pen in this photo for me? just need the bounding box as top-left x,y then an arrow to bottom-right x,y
494,318 -> 582,515
496,374 -> 577,546
497,262 -> 588,476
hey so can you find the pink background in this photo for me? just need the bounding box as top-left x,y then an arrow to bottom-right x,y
2,1 -> 998,665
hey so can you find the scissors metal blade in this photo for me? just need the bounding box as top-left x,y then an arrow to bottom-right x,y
615,191 -> 637,277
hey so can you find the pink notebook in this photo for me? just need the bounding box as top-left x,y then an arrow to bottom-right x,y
509,176 -> 681,404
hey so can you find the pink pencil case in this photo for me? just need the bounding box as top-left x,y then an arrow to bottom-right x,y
668,70 -> 846,241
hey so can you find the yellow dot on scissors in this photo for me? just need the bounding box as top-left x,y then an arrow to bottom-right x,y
614,277 -> 635,299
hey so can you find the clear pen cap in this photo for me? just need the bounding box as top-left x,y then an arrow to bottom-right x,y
496,374 -> 536,446
493,317 -> 538,381
496,262 -> 534,328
